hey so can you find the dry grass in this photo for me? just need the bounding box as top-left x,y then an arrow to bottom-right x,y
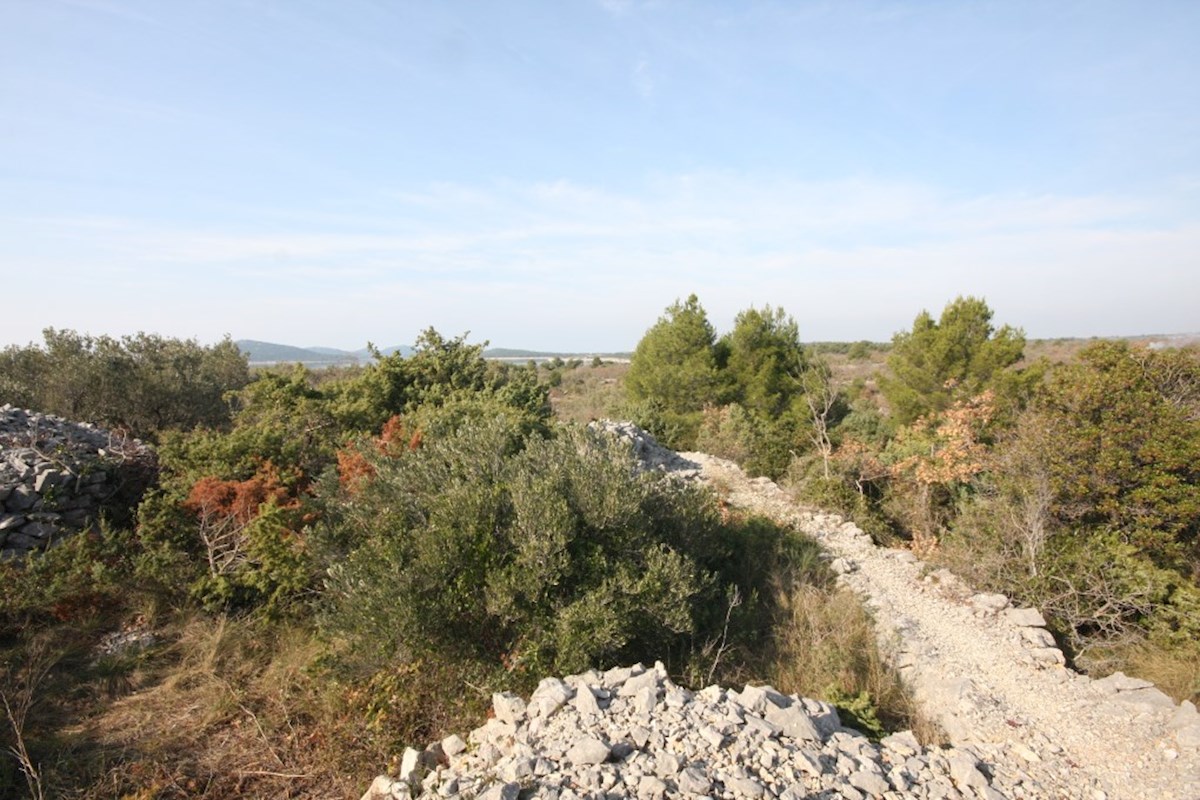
1114,641 -> 1200,705
26,614 -> 374,800
764,582 -> 945,745
548,362 -> 629,424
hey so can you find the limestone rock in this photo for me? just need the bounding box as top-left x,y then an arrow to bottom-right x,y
948,751 -> 989,792
1020,627 -> 1057,648
566,736 -> 610,765
1093,671 -> 1155,694
970,593 -> 1010,614
492,692 -> 527,725
677,766 -> 711,795
1004,607 -> 1047,627
764,702 -> 821,742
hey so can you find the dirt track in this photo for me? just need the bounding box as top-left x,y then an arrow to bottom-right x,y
679,450 -> 1200,800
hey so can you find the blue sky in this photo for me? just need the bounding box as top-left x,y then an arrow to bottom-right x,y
2,0 -> 1198,351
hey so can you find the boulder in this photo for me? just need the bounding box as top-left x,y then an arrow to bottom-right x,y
1004,607 -> 1047,627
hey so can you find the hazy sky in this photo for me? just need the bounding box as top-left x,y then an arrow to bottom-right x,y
2,1 -> 1198,351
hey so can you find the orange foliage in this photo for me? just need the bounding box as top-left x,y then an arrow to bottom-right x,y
337,448 -> 375,489
184,462 -> 290,524
889,391 -> 995,486
379,415 -> 423,455
337,416 -> 424,491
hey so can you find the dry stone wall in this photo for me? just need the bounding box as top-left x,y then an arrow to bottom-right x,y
0,405 -> 155,560
362,663 -> 1015,800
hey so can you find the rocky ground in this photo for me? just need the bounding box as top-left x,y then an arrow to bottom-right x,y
0,404 -> 154,559
358,424 -> 1200,800
677,449 -> 1200,800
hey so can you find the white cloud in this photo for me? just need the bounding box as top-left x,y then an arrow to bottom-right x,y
2,174 -> 1196,349
632,58 -> 655,99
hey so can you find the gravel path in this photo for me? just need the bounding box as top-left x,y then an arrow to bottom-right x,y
678,450 -> 1200,800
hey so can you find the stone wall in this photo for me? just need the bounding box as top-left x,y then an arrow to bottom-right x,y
361,663 -> 1011,800
0,405 -> 155,560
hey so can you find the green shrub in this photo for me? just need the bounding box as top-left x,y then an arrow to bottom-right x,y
626,295 -> 725,449
319,419 -> 705,671
0,329 -> 249,439
316,417 -> 819,683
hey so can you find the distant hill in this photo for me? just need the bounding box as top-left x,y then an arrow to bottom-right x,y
235,340 -> 354,365
235,340 -> 415,366
237,340 -> 629,366
483,348 -> 561,358
483,348 -> 633,359
306,344 -> 415,360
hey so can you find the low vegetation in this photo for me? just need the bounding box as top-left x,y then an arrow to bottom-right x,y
0,323 -> 926,798
4,298 -> 1195,797
617,292 -> 1199,703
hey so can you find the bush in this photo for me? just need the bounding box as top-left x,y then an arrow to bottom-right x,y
626,295 -> 724,449
318,419 -> 709,672
316,417 -> 820,684
0,329 -> 250,439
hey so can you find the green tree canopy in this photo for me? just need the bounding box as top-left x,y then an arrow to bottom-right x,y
329,328 -> 549,435
719,305 -> 807,418
881,296 -> 1026,425
1038,341 -> 1200,570
626,295 -> 723,448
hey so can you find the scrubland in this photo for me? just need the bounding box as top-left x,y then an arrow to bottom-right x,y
0,302 -> 1196,798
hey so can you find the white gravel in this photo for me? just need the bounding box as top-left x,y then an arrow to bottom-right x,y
679,450 -> 1200,800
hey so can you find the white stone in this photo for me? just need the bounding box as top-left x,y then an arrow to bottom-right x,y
765,702 -> 821,742
573,684 -> 602,717
492,692 -> 527,725
1020,627 -> 1057,648
567,736 -> 610,766
360,775 -> 398,800
677,767 -> 711,795
398,747 -> 422,784
1004,607 -> 1047,627
1092,671 -> 1154,694
441,734 -> 467,758
947,752 -> 988,792
848,769 -> 890,796
478,782 -> 520,800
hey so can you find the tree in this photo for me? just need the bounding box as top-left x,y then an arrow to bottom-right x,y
800,359 -> 840,481
0,328 -> 250,438
884,391 -> 995,551
626,295 -> 723,448
881,296 -> 1026,425
720,306 -> 806,418
330,329 -> 549,435
1038,341 -> 1200,571
986,408 -> 1059,578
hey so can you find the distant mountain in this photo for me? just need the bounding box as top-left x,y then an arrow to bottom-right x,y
236,340 -> 413,365
308,345 -> 414,359
483,348 -> 633,359
360,345 -> 414,359
483,347 -> 561,358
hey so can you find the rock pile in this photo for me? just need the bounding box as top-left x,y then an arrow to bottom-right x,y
0,405 -> 155,560
362,662 -> 1013,800
588,421 -> 702,477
